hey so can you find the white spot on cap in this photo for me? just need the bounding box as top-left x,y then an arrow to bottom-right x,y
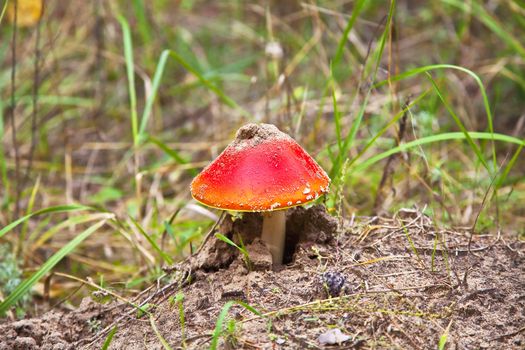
303,187 -> 311,194
296,200 -> 302,204
287,201 -> 293,206
306,195 -> 313,201
270,202 -> 281,210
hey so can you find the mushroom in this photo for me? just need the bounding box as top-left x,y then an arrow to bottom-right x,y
190,123 -> 330,265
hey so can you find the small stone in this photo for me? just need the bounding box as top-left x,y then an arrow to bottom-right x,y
276,338 -> 286,345
321,271 -> 346,297
318,328 -> 351,345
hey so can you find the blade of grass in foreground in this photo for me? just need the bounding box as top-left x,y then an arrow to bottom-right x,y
101,326 -> 118,350
0,204 -> 95,240
210,300 -> 262,350
0,218 -> 111,316
352,132 -> 524,174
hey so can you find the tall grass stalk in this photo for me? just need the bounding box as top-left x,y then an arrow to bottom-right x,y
17,176 -> 41,256
425,73 -> 490,172
330,0 -> 396,180
353,132 -> 524,174
0,217 -> 111,316
0,204 -> 95,240
374,64 -> 497,172
117,15 -> 139,148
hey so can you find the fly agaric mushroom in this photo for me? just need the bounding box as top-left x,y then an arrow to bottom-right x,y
190,123 -> 330,265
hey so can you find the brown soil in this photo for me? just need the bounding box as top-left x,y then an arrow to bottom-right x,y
1,206 -> 523,349
231,123 -> 291,151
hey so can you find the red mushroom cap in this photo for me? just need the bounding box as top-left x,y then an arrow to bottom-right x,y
190,123 -> 330,211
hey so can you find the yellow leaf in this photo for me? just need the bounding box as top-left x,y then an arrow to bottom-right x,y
7,0 -> 43,27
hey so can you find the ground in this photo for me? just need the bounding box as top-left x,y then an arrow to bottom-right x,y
1,206 -> 523,349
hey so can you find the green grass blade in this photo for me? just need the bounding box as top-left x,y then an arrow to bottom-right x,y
373,63 -> 496,169
0,204 -> 95,240
215,233 -> 243,253
438,332 -> 448,350
425,73 -> 490,172
347,90 -> 430,169
0,218 -> 110,316
0,98 -> 9,206
352,132 -> 524,174
138,50 -> 170,143
215,233 -> 251,269
131,0 -> 152,44
331,85 -> 343,152
330,0 -> 396,179
496,140 -> 524,188
101,326 -> 118,350
15,95 -> 94,108
0,1 -> 8,25
18,176 -> 41,255
431,234 -> 439,272
442,0 -> 525,58
150,315 -> 174,350
32,213 -> 113,248
438,320 -> 453,350
129,216 -> 174,265
117,15 -> 139,147
147,135 -> 197,176
331,0 -> 367,78
210,300 -> 262,350
166,50 -> 252,119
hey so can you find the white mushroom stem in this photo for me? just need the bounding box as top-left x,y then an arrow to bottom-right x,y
261,210 -> 286,265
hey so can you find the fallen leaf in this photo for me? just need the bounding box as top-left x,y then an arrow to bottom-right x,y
318,328 -> 351,345
7,0 -> 43,27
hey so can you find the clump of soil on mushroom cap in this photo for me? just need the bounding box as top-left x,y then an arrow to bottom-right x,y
229,123 -> 291,151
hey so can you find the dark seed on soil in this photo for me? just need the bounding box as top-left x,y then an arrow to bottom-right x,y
321,271 -> 346,297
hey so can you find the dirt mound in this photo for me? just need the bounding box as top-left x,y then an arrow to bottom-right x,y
0,297 -> 111,350
1,207 -> 523,349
